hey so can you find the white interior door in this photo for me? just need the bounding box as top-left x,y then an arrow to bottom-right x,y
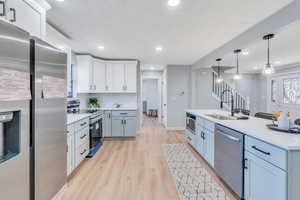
7,0 -> 41,37
93,60 -> 106,92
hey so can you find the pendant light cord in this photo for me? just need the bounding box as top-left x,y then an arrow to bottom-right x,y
236,52 -> 239,74
267,38 -> 270,65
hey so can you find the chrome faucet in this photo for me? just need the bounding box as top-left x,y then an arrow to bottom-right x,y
220,89 -> 235,117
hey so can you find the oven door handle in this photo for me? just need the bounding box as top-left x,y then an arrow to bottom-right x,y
219,131 -> 240,142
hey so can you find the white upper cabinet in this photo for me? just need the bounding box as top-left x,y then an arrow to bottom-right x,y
124,63 -> 137,93
77,55 -> 93,93
93,60 -> 107,92
3,0 -> 50,39
76,55 -> 137,94
107,63 -> 125,92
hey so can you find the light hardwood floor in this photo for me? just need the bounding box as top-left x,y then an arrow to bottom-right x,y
56,117 -> 237,200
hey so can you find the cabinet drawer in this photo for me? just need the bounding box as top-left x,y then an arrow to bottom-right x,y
75,118 -> 89,131
112,110 -> 136,117
245,136 -> 287,170
75,126 -> 89,148
75,142 -> 89,167
67,124 -> 75,136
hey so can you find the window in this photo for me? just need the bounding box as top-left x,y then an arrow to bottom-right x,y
283,78 -> 300,104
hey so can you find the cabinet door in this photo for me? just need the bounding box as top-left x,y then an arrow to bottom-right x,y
103,111 -> 112,137
244,151 -> 287,200
77,55 -> 93,93
111,117 -> 124,137
205,130 -> 214,167
93,60 -> 107,92
124,117 -> 137,137
67,133 -> 75,175
107,63 -> 125,92
124,63 -> 137,93
7,0 -> 42,37
67,134 -> 72,176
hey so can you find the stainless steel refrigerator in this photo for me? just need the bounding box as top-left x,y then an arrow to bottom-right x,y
0,20 -> 67,200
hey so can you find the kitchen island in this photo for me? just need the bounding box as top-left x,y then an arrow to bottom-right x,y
185,109 -> 300,200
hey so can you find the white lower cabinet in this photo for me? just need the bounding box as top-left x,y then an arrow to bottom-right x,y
244,151 -> 287,200
67,118 -> 90,176
195,117 -> 215,167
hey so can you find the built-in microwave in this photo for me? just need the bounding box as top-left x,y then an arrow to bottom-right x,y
186,113 -> 196,134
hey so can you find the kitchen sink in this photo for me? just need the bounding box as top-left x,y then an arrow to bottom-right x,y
205,114 -> 236,120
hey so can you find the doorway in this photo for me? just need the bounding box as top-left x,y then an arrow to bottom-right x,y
142,78 -> 162,122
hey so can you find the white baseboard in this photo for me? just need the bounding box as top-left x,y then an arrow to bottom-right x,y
166,126 -> 185,131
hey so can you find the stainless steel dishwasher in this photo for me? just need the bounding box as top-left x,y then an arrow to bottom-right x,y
215,124 -> 244,199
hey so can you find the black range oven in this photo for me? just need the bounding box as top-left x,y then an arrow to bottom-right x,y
87,111 -> 103,157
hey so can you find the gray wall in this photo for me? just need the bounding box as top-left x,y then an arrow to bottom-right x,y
191,68 -> 219,109
166,65 -> 191,128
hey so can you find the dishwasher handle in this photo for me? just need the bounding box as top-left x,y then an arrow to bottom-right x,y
218,131 -> 240,142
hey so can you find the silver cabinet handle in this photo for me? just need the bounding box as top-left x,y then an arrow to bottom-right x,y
219,131 -> 240,142
0,1 -> 5,16
9,8 -> 16,22
80,122 -> 87,127
80,134 -> 87,139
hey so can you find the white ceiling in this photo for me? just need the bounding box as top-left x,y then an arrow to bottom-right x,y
47,0 -> 292,65
218,18 -> 300,74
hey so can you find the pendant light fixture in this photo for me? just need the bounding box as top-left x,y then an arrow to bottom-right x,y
216,58 -> 223,83
233,49 -> 241,80
263,33 -> 275,75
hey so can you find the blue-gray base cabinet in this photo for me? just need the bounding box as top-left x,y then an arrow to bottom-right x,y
185,115 -> 215,167
104,110 -> 137,137
244,135 -> 300,200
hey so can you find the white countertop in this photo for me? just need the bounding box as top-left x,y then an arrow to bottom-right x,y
82,107 -> 137,111
185,109 -> 300,151
67,113 -> 91,125
98,107 -> 137,111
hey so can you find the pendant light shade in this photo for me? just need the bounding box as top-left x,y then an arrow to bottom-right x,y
216,58 -> 223,83
233,49 -> 241,80
263,34 -> 275,75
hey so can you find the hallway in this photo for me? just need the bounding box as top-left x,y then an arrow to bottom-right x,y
56,117 -> 236,200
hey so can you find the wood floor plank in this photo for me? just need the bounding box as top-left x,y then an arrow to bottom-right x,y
55,116 -> 237,200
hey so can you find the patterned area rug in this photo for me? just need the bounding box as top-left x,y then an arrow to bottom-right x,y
163,144 -> 232,200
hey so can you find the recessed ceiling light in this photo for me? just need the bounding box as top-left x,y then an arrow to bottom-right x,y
242,51 -> 249,56
150,67 -> 155,70
155,46 -> 163,52
97,45 -> 104,50
168,0 -> 180,7
253,66 -> 258,70
56,0 -> 65,2
274,61 -> 281,64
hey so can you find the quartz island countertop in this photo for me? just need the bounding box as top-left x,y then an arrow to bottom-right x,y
185,109 -> 300,151
67,113 -> 91,125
